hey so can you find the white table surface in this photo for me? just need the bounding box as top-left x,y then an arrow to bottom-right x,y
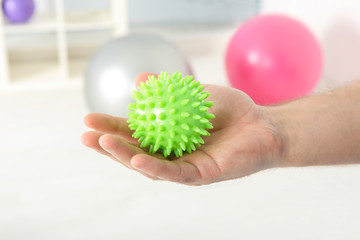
1,30 -> 360,240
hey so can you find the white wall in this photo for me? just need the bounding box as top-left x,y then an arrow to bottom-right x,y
35,0 -> 259,25
261,0 -> 360,89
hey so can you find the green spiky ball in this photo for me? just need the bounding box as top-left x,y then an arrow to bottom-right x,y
127,71 -> 215,158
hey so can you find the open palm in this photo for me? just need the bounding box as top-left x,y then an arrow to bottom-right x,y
82,73 -> 282,185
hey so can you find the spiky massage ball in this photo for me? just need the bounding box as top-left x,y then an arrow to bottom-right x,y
127,71 -> 215,158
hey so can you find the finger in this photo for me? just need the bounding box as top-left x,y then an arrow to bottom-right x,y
82,131 -> 104,150
81,131 -> 117,158
182,150 -> 222,183
84,113 -> 138,144
130,154 -> 202,185
135,72 -> 158,90
99,134 -> 161,180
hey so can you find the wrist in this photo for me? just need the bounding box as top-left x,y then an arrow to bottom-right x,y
251,105 -> 289,169
264,104 -> 317,168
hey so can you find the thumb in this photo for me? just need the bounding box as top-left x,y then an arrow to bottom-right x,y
135,72 -> 158,90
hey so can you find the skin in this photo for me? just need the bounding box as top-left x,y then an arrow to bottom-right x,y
82,73 -> 360,186
268,80 -> 360,167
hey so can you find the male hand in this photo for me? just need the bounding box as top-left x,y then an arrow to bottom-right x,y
82,73 -> 283,185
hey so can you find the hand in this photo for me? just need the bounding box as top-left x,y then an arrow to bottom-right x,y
81,73 -> 283,185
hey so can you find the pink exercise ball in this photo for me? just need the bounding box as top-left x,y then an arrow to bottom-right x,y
225,14 -> 323,105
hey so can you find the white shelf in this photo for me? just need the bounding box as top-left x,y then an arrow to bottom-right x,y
68,58 -> 88,82
0,0 -> 128,92
4,13 -> 57,34
65,10 -> 113,31
9,60 -> 62,86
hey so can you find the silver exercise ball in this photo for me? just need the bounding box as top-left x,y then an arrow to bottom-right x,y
84,33 -> 193,117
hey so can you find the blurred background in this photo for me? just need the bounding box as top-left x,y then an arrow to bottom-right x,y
1,0 -> 360,239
